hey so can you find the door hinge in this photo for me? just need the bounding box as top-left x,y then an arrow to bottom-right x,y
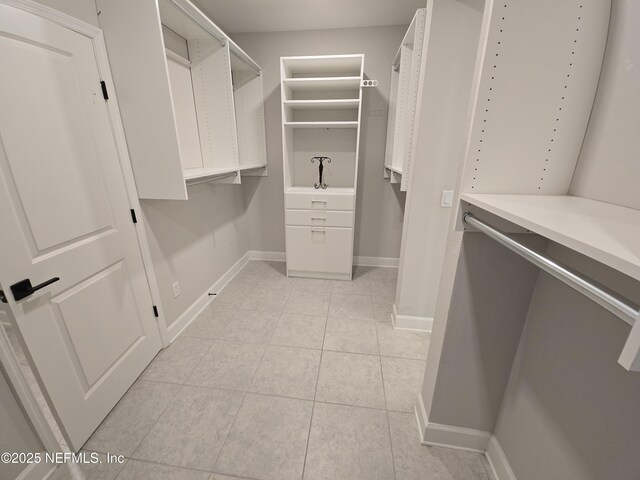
100,80 -> 109,100
130,209 -> 138,224
153,305 -> 159,318
0,290 -> 7,304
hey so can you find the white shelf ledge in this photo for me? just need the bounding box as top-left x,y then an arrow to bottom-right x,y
286,186 -> 355,195
282,77 -> 361,91
282,55 -> 363,76
283,99 -> 360,110
460,194 -> 640,282
385,165 -> 403,175
239,163 -> 267,172
183,166 -> 238,184
284,121 -> 358,129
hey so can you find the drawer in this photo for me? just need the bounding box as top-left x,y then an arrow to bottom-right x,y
285,191 -> 354,211
285,226 -> 353,276
285,209 -> 354,228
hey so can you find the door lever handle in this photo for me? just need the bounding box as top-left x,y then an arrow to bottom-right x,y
10,277 -> 60,301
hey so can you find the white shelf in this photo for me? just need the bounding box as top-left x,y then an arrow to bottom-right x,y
284,121 -> 358,129
285,186 -> 355,195
282,55 -> 363,76
239,163 -> 267,172
183,166 -> 238,183
283,77 -> 361,91
461,194 -> 640,282
284,99 -> 360,110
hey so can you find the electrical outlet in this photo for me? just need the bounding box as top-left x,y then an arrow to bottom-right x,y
172,281 -> 181,298
440,190 -> 454,208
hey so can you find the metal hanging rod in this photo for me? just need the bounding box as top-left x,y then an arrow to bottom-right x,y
462,213 -> 639,327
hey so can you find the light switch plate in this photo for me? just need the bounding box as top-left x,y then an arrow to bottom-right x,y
172,281 -> 181,298
441,190 -> 454,208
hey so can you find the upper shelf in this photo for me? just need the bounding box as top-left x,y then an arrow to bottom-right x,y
283,77 -> 361,91
284,99 -> 360,110
284,121 -> 358,129
460,194 -> 640,282
282,55 -> 363,77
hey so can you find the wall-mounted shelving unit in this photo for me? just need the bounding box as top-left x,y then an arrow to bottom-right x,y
97,0 -> 267,199
448,0 -> 640,372
384,8 -> 428,191
281,54 -> 364,280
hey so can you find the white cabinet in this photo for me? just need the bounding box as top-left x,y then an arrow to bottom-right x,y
384,8 -> 429,191
281,55 -> 364,280
97,0 -> 267,199
285,226 -> 354,279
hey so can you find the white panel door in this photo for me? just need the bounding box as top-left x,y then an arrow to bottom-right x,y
0,5 -> 162,450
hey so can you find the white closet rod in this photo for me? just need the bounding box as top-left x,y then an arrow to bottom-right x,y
462,213 -> 639,327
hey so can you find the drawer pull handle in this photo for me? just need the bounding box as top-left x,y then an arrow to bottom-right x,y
311,217 -> 326,221
311,200 -> 327,204
310,228 -> 326,233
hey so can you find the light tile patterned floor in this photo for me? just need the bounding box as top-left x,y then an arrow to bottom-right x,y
76,261 -> 494,480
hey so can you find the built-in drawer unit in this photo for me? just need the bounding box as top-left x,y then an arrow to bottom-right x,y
285,226 -> 353,278
285,209 -> 354,228
284,191 -> 355,211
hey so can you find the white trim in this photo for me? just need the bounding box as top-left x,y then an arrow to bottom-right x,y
245,251 -> 399,268
167,252 -> 252,342
17,462 -> 55,480
392,303 -> 433,332
248,250 -> 286,262
1,0 -> 99,37
415,394 -> 491,453
353,256 -> 399,267
486,435 -> 517,480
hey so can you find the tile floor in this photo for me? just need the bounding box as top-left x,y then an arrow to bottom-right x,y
55,261 -> 493,480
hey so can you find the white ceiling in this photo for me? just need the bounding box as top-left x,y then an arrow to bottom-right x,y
190,0 -> 425,34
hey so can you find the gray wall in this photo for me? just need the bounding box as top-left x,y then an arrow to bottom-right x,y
233,26 -> 407,258
140,185 -> 251,327
494,2 -> 640,478
494,247 -> 640,480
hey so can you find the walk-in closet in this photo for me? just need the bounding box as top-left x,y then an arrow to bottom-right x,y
0,1 -> 638,480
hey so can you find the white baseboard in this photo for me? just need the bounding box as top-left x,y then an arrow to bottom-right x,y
353,256 -> 399,267
248,250 -> 286,262
392,303 -> 433,332
21,461 -> 55,480
415,394 -> 491,453
167,251 -> 252,342
485,435 -> 517,480
244,251 -> 399,268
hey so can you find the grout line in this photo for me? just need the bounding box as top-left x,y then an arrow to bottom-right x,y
210,334 -> 270,472
127,382 -> 184,462
301,305 -> 329,479
376,323 -> 398,480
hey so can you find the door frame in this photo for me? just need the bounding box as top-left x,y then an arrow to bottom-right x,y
0,0 -> 171,346
0,0 -> 171,458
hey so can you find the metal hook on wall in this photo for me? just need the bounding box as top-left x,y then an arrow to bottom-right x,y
311,156 -> 331,189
